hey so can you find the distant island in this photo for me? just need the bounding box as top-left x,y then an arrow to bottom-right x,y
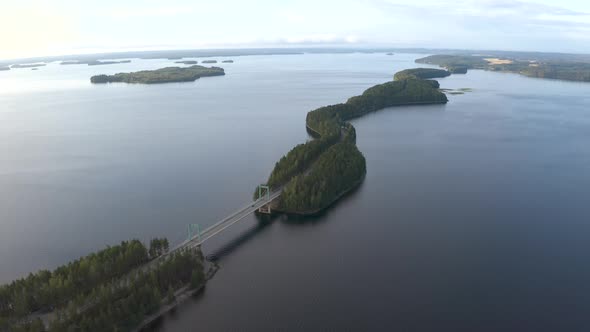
175,60 -> 198,65
11,63 -> 46,69
90,65 -> 224,84
60,60 -> 132,66
201,60 -> 217,64
416,54 -> 590,82
88,60 -> 131,66
386,52 -> 394,55
0,67 -> 9,71
258,69 -> 448,215
222,60 -> 234,63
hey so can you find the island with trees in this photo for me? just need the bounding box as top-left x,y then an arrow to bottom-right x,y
201,60 -> 217,64
0,238 -> 205,332
258,69 -> 448,215
416,54 -> 590,82
90,65 -> 225,84
11,63 -> 46,69
61,60 -> 132,66
222,60 -> 234,63
174,60 -> 198,65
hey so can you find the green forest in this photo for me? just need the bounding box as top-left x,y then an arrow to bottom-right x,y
258,70 -> 448,213
0,239 -> 204,332
393,68 -> 451,80
416,54 -> 590,81
90,65 -> 225,84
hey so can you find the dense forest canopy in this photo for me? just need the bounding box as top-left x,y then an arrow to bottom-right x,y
0,239 -> 205,332
90,65 -> 225,84
394,68 -> 451,80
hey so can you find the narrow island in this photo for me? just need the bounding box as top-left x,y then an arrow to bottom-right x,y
257,68 -> 448,215
174,60 -> 198,65
416,54 -> 590,82
0,67 -> 10,71
0,239 -> 207,331
221,60 -> 234,63
201,60 -> 217,64
60,60 -> 132,66
87,60 -> 132,66
90,65 -> 225,84
11,63 -> 46,69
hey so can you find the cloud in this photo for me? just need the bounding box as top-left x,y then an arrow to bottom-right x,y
107,6 -> 193,19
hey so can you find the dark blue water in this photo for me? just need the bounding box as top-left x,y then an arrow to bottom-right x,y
1,53 -> 590,331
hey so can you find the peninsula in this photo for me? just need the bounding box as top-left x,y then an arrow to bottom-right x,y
416,54 -> 590,82
90,65 -> 225,84
258,69 -> 448,215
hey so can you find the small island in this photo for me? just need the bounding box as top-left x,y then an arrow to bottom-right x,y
222,60 -> 234,63
11,63 -> 46,69
60,60 -> 84,65
90,65 -> 225,84
258,69 -> 448,215
201,60 -> 217,64
416,54 -> 590,81
60,60 -> 132,66
87,60 -> 131,66
386,52 -> 394,56
0,67 -> 10,71
175,60 -> 198,65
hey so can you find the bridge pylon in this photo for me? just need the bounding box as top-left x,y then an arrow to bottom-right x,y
187,223 -> 201,243
256,184 -> 272,214
257,184 -> 270,200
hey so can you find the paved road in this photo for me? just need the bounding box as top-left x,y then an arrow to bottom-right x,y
164,188 -> 282,252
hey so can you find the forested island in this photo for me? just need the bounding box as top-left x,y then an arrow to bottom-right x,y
90,65 -> 225,84
222,60 -> 234,63
201,60 -> 217,64
416,54 -> 590,82
11,64 -> 45,69
0,238 -> 205,332
174,60 -> 198,65
60,60 -> 132,66
259,69 -> 448,214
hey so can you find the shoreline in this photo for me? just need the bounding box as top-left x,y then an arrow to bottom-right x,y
135,261 -> 220,332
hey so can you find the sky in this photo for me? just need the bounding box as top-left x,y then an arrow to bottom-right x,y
1,0 -> 589,60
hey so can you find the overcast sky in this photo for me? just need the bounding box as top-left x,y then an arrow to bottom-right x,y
1,0 -> 589,60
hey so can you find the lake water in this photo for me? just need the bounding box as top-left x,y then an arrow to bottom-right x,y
1,52 -> 590,331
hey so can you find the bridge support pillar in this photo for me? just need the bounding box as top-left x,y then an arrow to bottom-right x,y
258,204 -> 272,214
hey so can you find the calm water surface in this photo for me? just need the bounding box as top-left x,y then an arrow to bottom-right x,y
1,53 -> 590,331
